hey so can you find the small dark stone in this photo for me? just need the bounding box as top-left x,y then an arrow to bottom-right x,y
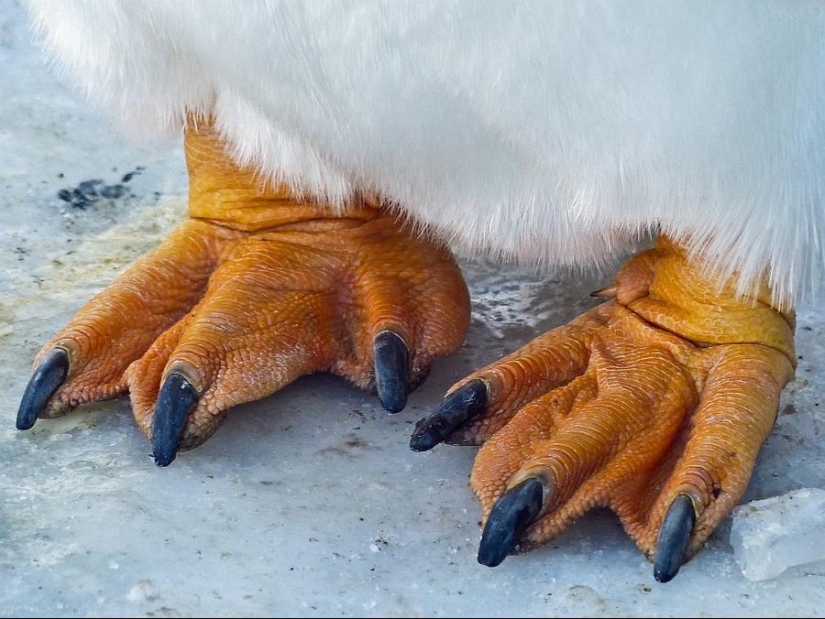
101,184 -> 126,199
77,179 -> 104,198
121,170 -> 142,183
68,189 -> 89,209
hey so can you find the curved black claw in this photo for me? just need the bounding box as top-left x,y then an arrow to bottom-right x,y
373,331 -> 409,414
409,379 -> 487,451
152,373 -> 199,467
17,348 -> 70,430
478,477 -> 546,568
654,494 -> 696,583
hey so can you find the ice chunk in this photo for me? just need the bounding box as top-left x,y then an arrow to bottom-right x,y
126,579 -> 160,603
730,488 -> 825,581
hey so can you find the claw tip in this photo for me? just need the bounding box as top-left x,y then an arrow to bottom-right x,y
409,379 -> 488,451
153,452 -> 177,468
151,373 -> 198,469
477,477 -> 545,569
653,494 -> 696,584
409,424 -> 437,452
17,348 -> 70,431
373,331 -> 409,414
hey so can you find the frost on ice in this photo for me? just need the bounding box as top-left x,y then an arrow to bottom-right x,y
730,488 -> 825,581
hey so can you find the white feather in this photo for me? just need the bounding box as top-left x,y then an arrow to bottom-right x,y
23,0 -> 825,307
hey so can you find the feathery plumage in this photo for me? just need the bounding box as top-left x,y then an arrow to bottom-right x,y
25,0 -> 825,305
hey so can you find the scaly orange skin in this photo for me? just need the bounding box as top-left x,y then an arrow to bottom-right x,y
29,121 -> 795,569
32,120 -> 470,450
458,237 -> 795,563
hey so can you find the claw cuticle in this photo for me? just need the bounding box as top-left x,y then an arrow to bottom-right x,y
653,494 -> 696,583
17,348 -> 70,430
590,284 -> 618,298
409,378 -> 488,451
152,373 -> 199,467
373,331 -> 409,414
478,477 -> 546,568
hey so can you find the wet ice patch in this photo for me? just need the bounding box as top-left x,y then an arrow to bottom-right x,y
467,263 -> 563,338
25,539 -> 80,567
127,579 -> 160,603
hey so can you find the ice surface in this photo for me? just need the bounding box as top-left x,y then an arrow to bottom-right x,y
731,488 -> 825,581
1,0 -> 825,616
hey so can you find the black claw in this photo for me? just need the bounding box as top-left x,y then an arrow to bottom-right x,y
478,478 -> 546,568
373,331 -> 409,414
409,379 -> 487,451
654,494 -> 696,583
152,373 -> 199,467
17,348 -> 70,431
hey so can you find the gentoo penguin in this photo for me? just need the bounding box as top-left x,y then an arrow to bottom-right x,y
17,1 -> 823,582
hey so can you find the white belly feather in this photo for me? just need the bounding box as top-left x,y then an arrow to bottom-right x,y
24,0 -> 825,305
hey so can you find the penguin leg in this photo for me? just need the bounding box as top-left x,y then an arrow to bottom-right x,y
18,119 -> 470,465
412,236 -> 795,581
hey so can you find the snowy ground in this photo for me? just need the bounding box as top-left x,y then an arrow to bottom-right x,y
2,2 -> 825,616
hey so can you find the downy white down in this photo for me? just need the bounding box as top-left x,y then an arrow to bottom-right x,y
24,1 -> 825,306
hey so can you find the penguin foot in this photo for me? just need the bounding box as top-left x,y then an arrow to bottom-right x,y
18,121 -> 470,465
412,236 -> 795,581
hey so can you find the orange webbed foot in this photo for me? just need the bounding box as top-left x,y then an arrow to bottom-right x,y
412,237 -> 795,581
18,122 -> 470,466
